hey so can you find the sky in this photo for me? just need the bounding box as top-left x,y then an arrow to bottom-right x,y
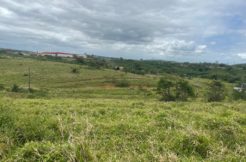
0,0 -> 246,64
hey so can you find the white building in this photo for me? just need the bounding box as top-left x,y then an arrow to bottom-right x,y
234,83 -> 246,92
38,52 -> 75,58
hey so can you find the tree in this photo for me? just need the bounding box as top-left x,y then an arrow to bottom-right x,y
175,80 -> 195,101
207,81 -> 226,102
157,79 -> 195,101
157,78 -> 175,101
75,56 -> 85,64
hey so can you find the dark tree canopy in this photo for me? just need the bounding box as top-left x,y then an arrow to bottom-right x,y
207,81 -> 226,102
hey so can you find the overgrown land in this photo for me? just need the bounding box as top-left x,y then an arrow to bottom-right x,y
0,52 -> 245,161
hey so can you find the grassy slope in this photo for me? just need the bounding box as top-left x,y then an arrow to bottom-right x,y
0,99 -> 245,161
0,56 -> 161,99
0,55 -> 232,100
0,55 -> 245,161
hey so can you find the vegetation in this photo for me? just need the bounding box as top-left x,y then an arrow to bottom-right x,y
233,89 -> 246,100
175,80 -> 195,101
157,79 -> 195,101
108,58 -> 246,83
0,99 -> 245,161
0,52 -> 245,161
11,84 -> 20,92
114,79 -> 130,87
3,49 -> 245,83
71,67 -> 79,74
157,79 -> 175,101
207,81 -> 226,102
0,84 -> 4,91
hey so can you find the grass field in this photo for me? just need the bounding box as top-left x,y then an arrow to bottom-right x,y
0,55 -> 245,161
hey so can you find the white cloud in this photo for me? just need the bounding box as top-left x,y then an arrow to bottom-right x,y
145,39 -> 195,55
237,53 -> 246,59
0,6 -> 14,17
0,0 -> 246,63
195,45 -> 207,54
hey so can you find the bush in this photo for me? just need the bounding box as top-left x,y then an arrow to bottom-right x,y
11,84 -> 20,92
157,78 -> 175,101
157,79 -> 195,101
71,67 -> 79,74
207,81 -> 226,102
175,80 -> 195,101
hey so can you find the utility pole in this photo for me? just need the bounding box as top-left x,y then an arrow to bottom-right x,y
28,67 -> 31,92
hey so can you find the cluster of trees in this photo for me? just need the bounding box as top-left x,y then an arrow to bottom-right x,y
157,79 -> 195,101
73,55 -> 246,84
111,59 -> 246,83
75,56 -> 109,69
157,79 -> 246,102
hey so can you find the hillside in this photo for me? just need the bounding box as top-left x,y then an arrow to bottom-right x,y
93,56 -> 246,83
0,53 -> 221,100
1,48 -> 246,84
0,53 -> 245,161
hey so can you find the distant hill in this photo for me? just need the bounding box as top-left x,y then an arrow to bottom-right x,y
1,48 -> 245,83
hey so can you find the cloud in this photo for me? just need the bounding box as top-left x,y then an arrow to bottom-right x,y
145,39 -> 195,55
0,6 -> 14,17
195,45 -> 207,54
0,0 -> 246,63
237,53 -> 246,59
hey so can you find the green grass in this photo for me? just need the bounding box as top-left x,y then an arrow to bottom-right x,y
0,56 -> 160,99
0,54 -> 245,161
0,99 -> 245,161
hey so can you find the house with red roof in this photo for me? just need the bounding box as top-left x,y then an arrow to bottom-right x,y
38,52 -> 75,58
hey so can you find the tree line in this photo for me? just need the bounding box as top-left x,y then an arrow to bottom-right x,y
157,79 -> 246,102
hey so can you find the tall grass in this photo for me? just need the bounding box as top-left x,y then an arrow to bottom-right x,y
0,99 -> 245,161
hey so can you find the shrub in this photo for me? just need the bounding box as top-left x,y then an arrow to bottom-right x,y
207,81 -> 226,102
157,78 -> 175,101
175,80 -> 195,101
11,84 -> 20,92
71,67 -> 79,74
157,79 -> 195,101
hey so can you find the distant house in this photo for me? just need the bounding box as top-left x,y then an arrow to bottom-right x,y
234,83 -> 246,92
38,52 -> 75,58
